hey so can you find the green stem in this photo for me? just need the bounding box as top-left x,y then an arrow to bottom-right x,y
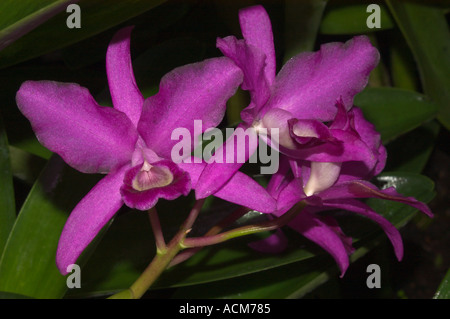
183,201 -> 306,249
128,231 -> 186,299
168,206 -> 250,268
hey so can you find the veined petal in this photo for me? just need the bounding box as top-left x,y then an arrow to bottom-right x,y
239,5 -> 276,86
261,36 -> 379,122
16,81 -> 138,174
56,165 -> 128,275
179,159 -> 276,213
106,26 -> 144,126
138,57 -> 243,159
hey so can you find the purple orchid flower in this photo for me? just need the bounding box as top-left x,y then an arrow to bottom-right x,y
195,5 -> 380,199
249,107 -> 432,276
16,27 -> 277,275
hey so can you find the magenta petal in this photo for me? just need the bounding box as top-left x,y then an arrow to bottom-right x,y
323,199 -> 404,261
275,178 -> 306,216
351,107 -> 386,176
194,122 -> 258,199
238,5 -> 276,86
217,36 -> 271,122
121,160 -> 191,211
138,57 -> 243,159
56,165 -> 128,275
16,81 -> 138,174
266,154 -> 291,198
106,26 -> 144,126
179,159 -> 276,214
262,36 -> 379,122
288,210 -> 351,276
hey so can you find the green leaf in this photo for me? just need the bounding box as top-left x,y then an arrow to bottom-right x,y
384,120 -> 440,173
433,268 -> 450,299
283,0 -> 328,61
320,3 -> 394,35
0,114 -> 16,257
0,0 -> 76,51
0,156 -> 101,298
8,146 -> 47,185
389,31 -> 420,91
0,291 -> 33,299
354,87 -> 438,143
386,1 -> 450,129
0,0 -> 166,69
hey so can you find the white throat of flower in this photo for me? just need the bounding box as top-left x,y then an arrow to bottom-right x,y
132,161 -> 174,192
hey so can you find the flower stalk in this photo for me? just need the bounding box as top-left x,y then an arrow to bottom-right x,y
182,201 -> 306,248
148,207 -> 166,253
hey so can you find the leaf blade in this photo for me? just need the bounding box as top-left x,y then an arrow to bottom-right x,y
386,1 -> 450,129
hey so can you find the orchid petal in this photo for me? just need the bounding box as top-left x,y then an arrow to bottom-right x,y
138,57 -> 243,159
56,165 -> 128,275
217,36 -> 271,121
194,122 -> 258,199
266,154 -> 291,198
106,26 -> 144,127
16,81 -> 138,174
275,178 -> 305,215
261,36 -> 379,122
179,159 -> 276,213
351,107 -> 386,176
323,199 -> 404,261
239,5 -> 276,86
288,210 -> 351,276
